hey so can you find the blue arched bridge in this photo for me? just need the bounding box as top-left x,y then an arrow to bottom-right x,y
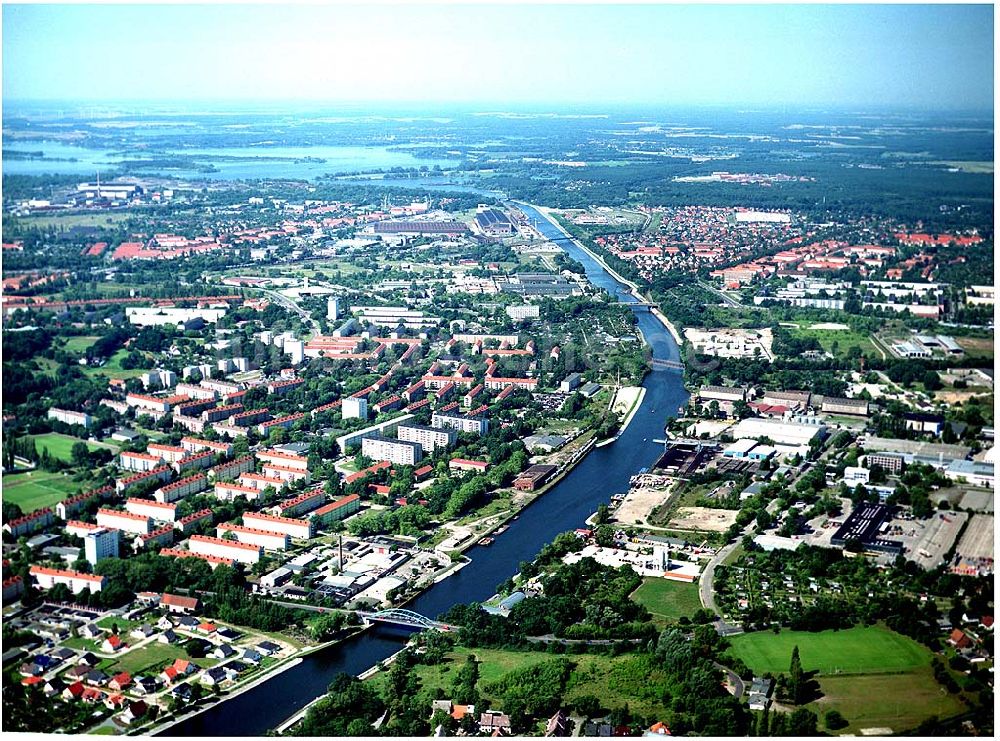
358,608 -> 453,632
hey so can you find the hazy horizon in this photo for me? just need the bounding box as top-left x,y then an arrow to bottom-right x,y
3,4 -> 994,111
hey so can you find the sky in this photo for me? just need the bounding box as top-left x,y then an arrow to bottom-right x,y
2,3 -> 995,110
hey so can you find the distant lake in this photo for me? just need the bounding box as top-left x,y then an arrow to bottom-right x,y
1,141 -> 461,180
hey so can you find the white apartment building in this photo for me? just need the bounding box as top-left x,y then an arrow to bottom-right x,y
256,450 -> 309,471
239,473 -> 286,492
505,304 -> 540,322
432,412 -> 490,436
47,408 -> 93,428
154,474 -> 208,503
397,424 -> 457,453
262,464 -> 312,484
83,528 -> 120,565
96,508 -> 152,535
175,383 -> 219,401
125,393 -> 171,414
188,534 -> 262,565
148,444 -> 188,465
214,482 -> 265,503
216,524 -> 290,551
362,435 -> 423,466
342,397 -> 368,420
242,512 -> 314,540
120,451 -> 162,473
125,497 -> 178,523
30,566 -> 105,594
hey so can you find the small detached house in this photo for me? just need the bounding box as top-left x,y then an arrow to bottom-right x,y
101,635 -> 125,653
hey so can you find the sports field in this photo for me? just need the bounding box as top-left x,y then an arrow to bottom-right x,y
807,666 -> 966,734
2,470 -> 83,512
630,577 -> 702,624
726,625 -> 932,675
29,433 -> 118,463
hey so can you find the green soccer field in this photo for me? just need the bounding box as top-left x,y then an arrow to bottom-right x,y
2,471 -> 83,512
29,433 -> 118,462
726,625 -> 932,676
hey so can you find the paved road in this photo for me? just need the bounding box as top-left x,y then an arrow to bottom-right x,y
713,660 -> 745,699
697,279 -> 743,307
525,635 -> 645,646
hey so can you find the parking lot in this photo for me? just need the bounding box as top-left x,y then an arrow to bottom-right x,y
954,514 -> 994,565
895,511 -> 968,569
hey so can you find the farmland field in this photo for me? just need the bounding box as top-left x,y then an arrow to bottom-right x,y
2,470 -> 84,512
630,577 -> 702,624
29,432 -> 119,463
726,625 -> 931,675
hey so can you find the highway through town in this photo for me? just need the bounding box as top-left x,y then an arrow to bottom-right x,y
160,204 -> 689,736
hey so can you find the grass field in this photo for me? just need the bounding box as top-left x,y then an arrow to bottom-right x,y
786,326 -> 878,359
99,643 -> 218,676
630,578 -> 702,625
2,470 -> 83,512
29,433 -> 118,463
807,666 -> 966,734
727,625 -> 932,676
62,336 -> 101,354
81,349 -> 152,380
21,212 -> 131,230
955,336 -> 994,359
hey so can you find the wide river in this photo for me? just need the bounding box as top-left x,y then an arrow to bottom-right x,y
161,203 -> 689,736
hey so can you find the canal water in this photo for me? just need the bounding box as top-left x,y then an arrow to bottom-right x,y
161,204 -> 688,736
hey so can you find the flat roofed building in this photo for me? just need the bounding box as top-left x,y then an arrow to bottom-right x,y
731,417 -> 826,446
336,414 -> 416,453
397,424 -> 456,453
866,452 -> 906,475
830,503 -> 902,556
361,435 -> 423,466
820,396 -> 870,416
432,412 -> 489,436
698,385 -> 748,403
372,220 -> 467,235
513,464 -> 558,492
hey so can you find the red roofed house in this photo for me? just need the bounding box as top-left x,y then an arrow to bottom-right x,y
109,672 -> 132,691
102,635 -> 125,653
160,592 -> 199,614
948,629 -> 972,649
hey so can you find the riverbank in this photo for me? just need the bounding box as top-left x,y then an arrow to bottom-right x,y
521,202 -> 685,346
152,655 -> 304,736
597,386 -> 646,448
